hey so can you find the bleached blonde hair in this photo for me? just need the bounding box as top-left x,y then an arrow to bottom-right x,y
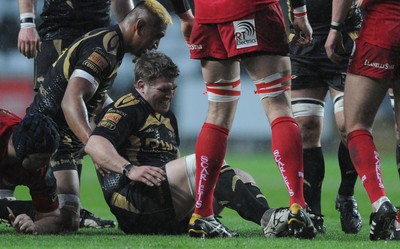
138,0 -> 173,25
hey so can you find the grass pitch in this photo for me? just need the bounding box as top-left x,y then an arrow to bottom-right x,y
2,152 -> 400,248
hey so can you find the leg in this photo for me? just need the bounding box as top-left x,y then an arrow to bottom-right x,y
189,59 -> 240,238
178,154 -> 289,238
344,73 -> 396,240
291,85 -> 327,233
388,88 -> 400,178
329,88 -> 362,234
243,54 -> 316,239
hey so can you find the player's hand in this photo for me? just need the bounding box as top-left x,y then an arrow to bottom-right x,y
18,27 -> 40,59
11,214 -> 37,234
127,165 -> 166,187
325,30 -> 346,65
95,163 -> 111,176
292,16 -> 313,46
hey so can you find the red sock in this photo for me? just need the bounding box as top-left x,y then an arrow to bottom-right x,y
347,129 -> 386,203
271,116 -> 305,207
194,122 -> 229,217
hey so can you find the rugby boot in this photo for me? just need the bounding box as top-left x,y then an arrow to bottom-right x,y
188,213 -> 239,238
309,213 -> 326,234
288,203 -> 317,239
261,208 -> 289,238
80,208 -> 116,229
369,201 -> 397,241
335,195 -> 362,234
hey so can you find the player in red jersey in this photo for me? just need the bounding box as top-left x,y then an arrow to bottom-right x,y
325,0 -> 400,241
187,0 -> 316,239
0,109 -> 64,234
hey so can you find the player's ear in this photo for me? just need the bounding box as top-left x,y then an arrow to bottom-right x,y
136,80 -> 145,92
136,19 -> 146,36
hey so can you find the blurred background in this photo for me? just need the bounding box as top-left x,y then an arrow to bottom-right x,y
0,0 -> 396,155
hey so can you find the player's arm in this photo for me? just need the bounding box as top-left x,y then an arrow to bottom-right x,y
61,74 -> 98,145
288,0 -> 312,46
110,0 -> 134,22
85,135 -> 166,186
11,209 -> 63,234
18,0 -> 40,59
169,0 -> 194,46
325,0 -> 354,64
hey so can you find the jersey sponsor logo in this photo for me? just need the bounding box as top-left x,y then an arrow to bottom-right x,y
98,120 -> 116,130
103,113 -> 122,124
188,43 -> 203,50
363,59 -> 394,70
114,94 -> 140,108
86,51 -> 109,73
233,19 -> 258,49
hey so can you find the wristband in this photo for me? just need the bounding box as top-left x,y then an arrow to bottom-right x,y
293,6 -> 307,18
20,13 -> 36,29
330,21 -> 342,32
122,163 -> 134,177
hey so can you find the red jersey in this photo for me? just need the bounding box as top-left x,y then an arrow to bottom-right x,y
0,109 -> 21,164
358,1 -> 400,50
0,108 -> 59,213
194,0 -> 279,23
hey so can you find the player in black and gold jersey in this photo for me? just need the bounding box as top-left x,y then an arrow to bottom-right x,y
288,0 -> 362,233
85,51 -> 293,237
17,0 -> 173,232
15,0 -> 193,228
15,0 -> 134,228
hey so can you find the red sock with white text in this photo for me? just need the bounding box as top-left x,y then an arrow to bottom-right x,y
271,116 -> 305,208
347,129 -> 386,203
194,122 -> 229,217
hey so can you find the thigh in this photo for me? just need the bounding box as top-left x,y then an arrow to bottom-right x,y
111,177 -> 184,234
344,73 -> 389,132
165,156 -> 194,221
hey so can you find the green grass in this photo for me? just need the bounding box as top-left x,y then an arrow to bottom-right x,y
2,152 -> 400,248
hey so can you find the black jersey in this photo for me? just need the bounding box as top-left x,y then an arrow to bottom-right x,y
28,25 -> 125,128
38,0 -> 111,41
92,90 -> 180,168
287,0 -> 362,34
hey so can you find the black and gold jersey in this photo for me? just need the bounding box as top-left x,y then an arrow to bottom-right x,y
29,25 -> 125,127
92,89 -> 180,168
38,0 -> 111,41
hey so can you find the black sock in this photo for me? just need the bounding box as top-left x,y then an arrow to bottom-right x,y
0,199 -> 35,220
303,147 -> 325,215
338,141 -> 358,196
396,144 -> 400,179
214,166 -> 269,225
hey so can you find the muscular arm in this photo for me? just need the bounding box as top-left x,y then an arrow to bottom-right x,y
85,135 -> 166,186
18,0 -> 40,59
12,209 -> 64,234
111,0 -> 134,22
325,0 -> 354,64
289,0 -> 313,45
169,0 -> 194,45
61,77 -> 97,145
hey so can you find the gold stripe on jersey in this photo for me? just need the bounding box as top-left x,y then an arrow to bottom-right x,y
114,93 -> 140,108
111,191 -> 140,214
56,29 -> 112,80
103,32 -> 120,55
140,115 -> 175,133
52,39 -> 63,56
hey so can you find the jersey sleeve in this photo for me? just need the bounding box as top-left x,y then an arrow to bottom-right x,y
73,30 -> 121,84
